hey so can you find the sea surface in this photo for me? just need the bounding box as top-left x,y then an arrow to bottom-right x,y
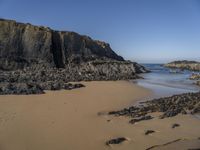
136,64 -> 200,98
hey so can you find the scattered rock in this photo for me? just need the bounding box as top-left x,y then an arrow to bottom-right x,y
191,104 -> 200,114
109,92 -> 200,120
189,74 -> 200,87
106,137 -> 127,145
0,82 -> 85,95
164,60 -> 200,71
172,123 -> 180,129
190,74 -> 200,80
196,81 -> 200,87
0,83 -> 44,95
129,115 -> 153,124
145,130 -> 155,135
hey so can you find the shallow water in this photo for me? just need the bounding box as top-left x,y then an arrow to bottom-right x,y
136,64 -> 199,98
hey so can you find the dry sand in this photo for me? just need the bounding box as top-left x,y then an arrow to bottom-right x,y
0,81 -> 199,150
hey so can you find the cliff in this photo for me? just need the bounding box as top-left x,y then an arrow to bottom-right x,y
164,60 -> 200,71
0,18 -> 124,70
0,19 -> 147,94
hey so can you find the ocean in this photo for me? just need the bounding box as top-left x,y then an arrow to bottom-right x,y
136,64 -> 200,98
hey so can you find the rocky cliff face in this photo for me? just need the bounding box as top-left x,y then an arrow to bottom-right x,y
0,18 -> 124,70
164,60 -> 200,71
0,19 -> 147,94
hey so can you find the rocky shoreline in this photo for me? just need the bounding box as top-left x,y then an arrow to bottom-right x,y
109,92 -> 200,122
106,91 -> 200,149
190,74 -> 200,80
164,60 -> 200,72
0,82 -> 85,95
197,81 -> 200,86
190,74 -> 200,86
0,19 -> 147,95
164,60 -> 200,86
0,60 -> 146,95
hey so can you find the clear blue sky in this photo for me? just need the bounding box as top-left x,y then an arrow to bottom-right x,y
0,0 -> 200,63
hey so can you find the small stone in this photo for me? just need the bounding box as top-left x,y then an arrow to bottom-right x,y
145,130 -> 155,135
172,123 -> 180,129
129,115 -> 153,124
106,137 -> 127,145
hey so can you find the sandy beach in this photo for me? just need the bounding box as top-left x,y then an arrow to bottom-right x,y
0,81 -> 200,150
1,1 -> 200,149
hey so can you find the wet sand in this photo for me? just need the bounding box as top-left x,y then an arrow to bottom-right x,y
0,81 -> 199,150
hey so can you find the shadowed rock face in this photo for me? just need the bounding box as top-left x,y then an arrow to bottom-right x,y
0,19 -> 53,70
51,31 -> 65,68
0,18 -> 124,70
0,19 -> 148,94
0,18 -> 148,76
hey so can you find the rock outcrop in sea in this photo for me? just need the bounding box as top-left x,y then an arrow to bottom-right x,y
195,81 -> 200,86
190,73 -> 200,86
190,74 -> 200,80
164,60 -> 200,71
165,61 -> 200,86
0,19 -> 147,94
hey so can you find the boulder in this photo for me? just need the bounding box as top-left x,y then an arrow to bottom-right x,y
106,137 -> 127,145
145,130 -> 155,135
172,123 -> 180,129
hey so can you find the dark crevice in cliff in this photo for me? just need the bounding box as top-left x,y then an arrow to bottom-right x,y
51,31 -> 65,68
